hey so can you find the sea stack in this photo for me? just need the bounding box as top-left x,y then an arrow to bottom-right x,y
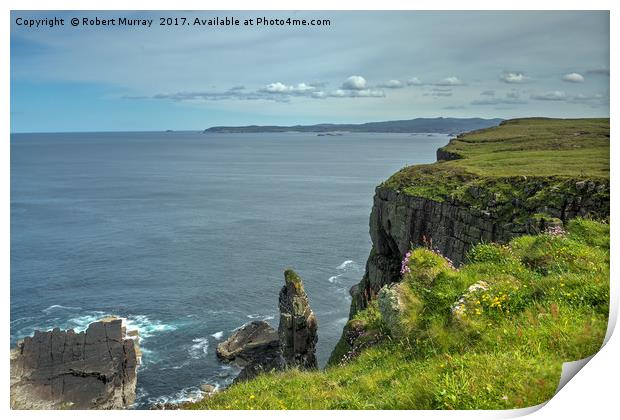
10,317 -> 140,409
278,269 -> 318,369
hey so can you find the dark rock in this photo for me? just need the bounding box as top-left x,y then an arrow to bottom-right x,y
216,321 -> 282,382
10,317 -> 139,409
349,177 -> 610,315
436,147 -> 463,161
278,269 -> 318,369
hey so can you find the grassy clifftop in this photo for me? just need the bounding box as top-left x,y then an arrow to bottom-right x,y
189,219 -> 608,409
383,118 -> 609,202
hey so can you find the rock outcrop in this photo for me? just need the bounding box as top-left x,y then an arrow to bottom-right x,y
349,179 -> 610,316
216,320 -> 282,382
10,317 -> 140,410
278,269 -> 318,369
216,269 -> 318,381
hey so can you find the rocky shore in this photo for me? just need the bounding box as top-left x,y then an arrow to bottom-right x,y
10,317 -> 140,409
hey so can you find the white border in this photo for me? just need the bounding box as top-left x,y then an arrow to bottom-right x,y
2,2 -> 617,420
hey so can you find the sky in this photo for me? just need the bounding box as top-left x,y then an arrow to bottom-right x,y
10,11 -> 610,132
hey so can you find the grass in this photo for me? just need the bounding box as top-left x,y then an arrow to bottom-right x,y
186,218 -> 609,410
382,118 -> 609,202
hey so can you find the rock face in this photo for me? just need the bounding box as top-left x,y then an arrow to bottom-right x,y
216,320 -> 282,382
278,269 -> 318,369
10,317 -> 140,410
349,180 -> 610,316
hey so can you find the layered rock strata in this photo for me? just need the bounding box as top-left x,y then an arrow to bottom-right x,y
10,317 -> 140,410
350,179 -> 609,316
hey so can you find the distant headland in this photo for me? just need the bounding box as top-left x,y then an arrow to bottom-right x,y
203,117 -> 503,134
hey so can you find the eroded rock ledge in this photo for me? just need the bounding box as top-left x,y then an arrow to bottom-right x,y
10,317 -> 140,410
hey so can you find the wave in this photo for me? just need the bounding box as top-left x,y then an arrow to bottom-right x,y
247,314 -> 276,321
123,315 -> 178,339
42,304 -> 82,314
189,337 -> 209,359
328,274 -> 343,283
336,260 -> 355,270
167,360 -> 191,370
147,386 -> 205,406
211,331 -> 224,340
10,316 -> 35,326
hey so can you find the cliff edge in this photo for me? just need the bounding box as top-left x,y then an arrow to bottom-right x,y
348,118 -> 609,316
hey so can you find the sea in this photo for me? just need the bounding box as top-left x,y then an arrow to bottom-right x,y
10,131 -> 449,408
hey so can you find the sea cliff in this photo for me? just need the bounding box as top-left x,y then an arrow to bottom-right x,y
188,117 -> 610,409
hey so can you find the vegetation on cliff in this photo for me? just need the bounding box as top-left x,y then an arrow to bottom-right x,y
383,118 -> 609,203
188,219 -> 608,409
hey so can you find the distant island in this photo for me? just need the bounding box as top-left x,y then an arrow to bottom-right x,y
203,117 -> 503,134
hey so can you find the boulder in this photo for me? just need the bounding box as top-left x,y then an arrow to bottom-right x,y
10,317 -> 140,409
377,283 -> 407,337
216,321 -> 282,381
278,269 -> 318,369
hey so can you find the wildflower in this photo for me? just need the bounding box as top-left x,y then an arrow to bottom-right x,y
545,225 -> 566,237
250,395 -> 256,400
400,251 -> 412,275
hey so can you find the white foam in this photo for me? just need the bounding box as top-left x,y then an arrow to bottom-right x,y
10,316 -> 35,325
168,360 -> 191,370
328,274 -> 343,283
336,260 -> 355,270
42,305 -> 82,314
247,314 -> 275,321
211,331 -> 224,340
123,315 -> 178,339
189,337 -> 209,359
147,386 -> 205,406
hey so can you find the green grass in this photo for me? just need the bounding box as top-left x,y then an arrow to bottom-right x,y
382,118 -> 609,202
186,218 -> 609,410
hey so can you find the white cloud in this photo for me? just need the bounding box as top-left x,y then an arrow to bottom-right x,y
530,91 -> 567,101
500,71 -> 529,84
260,82 -> 316,94
424,88 -> 453,97
406,77 -> 422,86
329,88 -> 385,98
433,76 -> 464,86
562,72 -> 585,83
341,75 -> 368,90
378,79 -> 404,89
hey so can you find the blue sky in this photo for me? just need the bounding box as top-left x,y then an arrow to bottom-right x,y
11,11 -> 609,132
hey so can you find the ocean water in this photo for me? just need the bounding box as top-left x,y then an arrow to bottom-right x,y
10,131 -> 449,407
